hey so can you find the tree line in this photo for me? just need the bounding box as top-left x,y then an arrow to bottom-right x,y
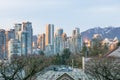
0,48 -> 82,80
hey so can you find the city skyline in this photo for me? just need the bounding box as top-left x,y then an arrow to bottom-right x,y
0,0 -> 120,35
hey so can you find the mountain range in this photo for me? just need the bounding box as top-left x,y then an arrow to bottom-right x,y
81,27 -> 120,40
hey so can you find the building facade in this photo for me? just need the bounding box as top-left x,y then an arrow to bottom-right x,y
21,31 -> 28,55
46,24 -> 54,46
37,33 -> 45,51
22,22 -> 33,54
14,22 -> 33,55
8,39 -> 21,60
32,35 -> 38,49
70,28 -> 82,53
6,29 -> 15,58
0,29 -> 6,59
54,28 -> 64,54
14,23 -> 22,40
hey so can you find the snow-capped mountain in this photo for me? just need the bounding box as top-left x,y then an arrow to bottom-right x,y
81,27 -> 120,40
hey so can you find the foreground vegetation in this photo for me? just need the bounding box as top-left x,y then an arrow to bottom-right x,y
85,57 -> 120,80
0,48 -> 120,80
0,49 -> 82,80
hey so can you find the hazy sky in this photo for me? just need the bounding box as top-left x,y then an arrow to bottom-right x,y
0,0 -> 120,35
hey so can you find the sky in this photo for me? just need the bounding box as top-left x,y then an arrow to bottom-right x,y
0,0 -> 120,35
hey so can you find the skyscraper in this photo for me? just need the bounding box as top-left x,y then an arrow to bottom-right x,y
22,22 -> 33,54
8,39 -> 21,60
56,28 -> 63,36
46,24 -> 54,46
6,29 -> 15,58
62,33 -> 67,49
14,23 -> 22,40
72,28 -> 82,53
21,31 -> 28,55
75,28 -> 82,53
14,22 -> 33,55
32,35 -> 38,49
37,33 -> 45,51
54,28 -> 63,54
0,29 -> 6,59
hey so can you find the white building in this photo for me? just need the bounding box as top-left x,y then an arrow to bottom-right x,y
8,39 -> 21,60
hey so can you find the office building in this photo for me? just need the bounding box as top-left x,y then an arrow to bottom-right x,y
62,33 -> 67,49
32,35 -> 38,49
70,28 -> 82,53
22,22 -> 33,54
54,28 -> 63,54
56,28 -> 63,36
46,24 -> 54,46
0,29 -> 6,59
8,39 -> 21,60
14,22 -> 33,55
37,33 -> 45,51
14,23 -> 22,40
21,31 -> 28,55
6,29 -> 15,58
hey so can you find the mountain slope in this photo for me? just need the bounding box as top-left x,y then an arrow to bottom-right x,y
81,27 -> 120,40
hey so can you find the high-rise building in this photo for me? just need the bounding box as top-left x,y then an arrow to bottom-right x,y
54,28 -> 63,54
16,31 -> 29,55
14,22 -> 33,55
71,28 -> 82,53
33,35 -> 38,49
56,28 -> 63,36
72,30 -> 76,36
14,23 -> 22,40
0,29 -> 6,59
6,29 -> 15,57
21,31 -> 28,55
8,39 -> 21,60
75,27 -> 80,35
67,37 -> 73,52
37,33 -> 45,51
6,29 -> 15,40
22,22 -> 33,54
46,24 -> 54,46
62,33 -> 67,49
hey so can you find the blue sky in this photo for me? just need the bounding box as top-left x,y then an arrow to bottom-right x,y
0,0 -> 120,35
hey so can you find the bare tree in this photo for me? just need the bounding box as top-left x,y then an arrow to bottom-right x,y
85,57 -> 120,80
0,54 -> 53,80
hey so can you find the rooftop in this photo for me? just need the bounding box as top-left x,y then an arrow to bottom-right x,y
36,66 -> 88,80
108,47 -> 120,57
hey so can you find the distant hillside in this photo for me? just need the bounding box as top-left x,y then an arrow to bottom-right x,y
81,27 -> 120,40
